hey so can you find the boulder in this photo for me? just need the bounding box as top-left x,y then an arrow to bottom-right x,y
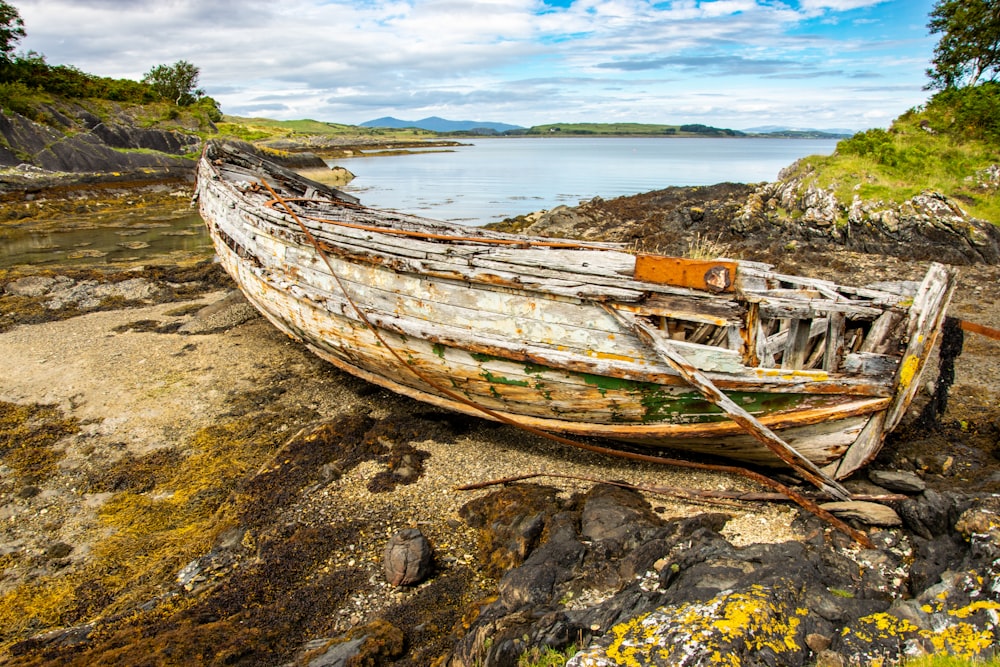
383,528 -> 433,586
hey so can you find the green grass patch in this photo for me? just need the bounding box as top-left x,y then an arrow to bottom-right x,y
785,83 -> 1000,224
905,656 -> 1000,667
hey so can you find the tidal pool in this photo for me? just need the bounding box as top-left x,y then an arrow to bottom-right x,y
0,210 -> 213,269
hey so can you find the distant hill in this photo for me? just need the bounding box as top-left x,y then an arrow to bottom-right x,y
360,116 -> 524,133
522,123 -> 744,137
744,125 -> 855,138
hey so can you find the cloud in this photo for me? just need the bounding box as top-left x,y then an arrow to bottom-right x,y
12,0 -> 934,130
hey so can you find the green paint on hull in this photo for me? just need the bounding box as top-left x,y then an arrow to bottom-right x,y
449,346 -> 814,424
481,371 -> 530,388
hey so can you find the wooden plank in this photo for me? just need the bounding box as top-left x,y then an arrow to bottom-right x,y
756,298 -> 885,320
843,352 -> 900,376
830,412 -> 887,479
823,311 -> 846,372
615,292 -> 744,326
859,310 -> 904,354
884,263 -> 958,431
782,318 -> 812,370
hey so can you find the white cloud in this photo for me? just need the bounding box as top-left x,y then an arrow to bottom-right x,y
12,0 -> 934,130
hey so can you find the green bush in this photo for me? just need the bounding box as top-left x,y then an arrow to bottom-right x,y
836,128 -> 901,166
0,51 -> 157,104
925,81 -> 1000,143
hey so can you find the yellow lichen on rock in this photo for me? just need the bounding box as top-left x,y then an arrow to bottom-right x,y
582,584 -> 807,667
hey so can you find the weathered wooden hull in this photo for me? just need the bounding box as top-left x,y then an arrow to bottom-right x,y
196,141 -> 956,479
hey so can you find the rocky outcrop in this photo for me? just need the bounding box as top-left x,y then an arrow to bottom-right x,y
0,103 -> 202,190
734,163 -> 1000,264
501,170 -> 1000,265
450,484 -> 1000,667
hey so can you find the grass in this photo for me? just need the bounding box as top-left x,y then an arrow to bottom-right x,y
518,644 -> 577,666
783,85 -> 1000,225
216,115 -> 438,144
904,657 -> 1000,667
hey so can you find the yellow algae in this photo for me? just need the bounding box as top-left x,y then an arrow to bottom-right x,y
0,407 -> 300,651
898,353 -> 921,387
0,578 -> 78,638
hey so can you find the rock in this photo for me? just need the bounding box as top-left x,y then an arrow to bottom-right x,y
300,620 -> 404,667
819,501 -> 902,527
814,650 -> 846,667
806,632 -> 832,653
497,528 -> 585,610
178,290 -> 259,334
327,166 -> 355,185
383,527 -> 432,586
458,484 -> 561,575
908,533 -> 966,594
954,496 -> 1000,542
868,469 -> 926,493
568,584 -> 811,667
4,275 -> 64,297
0,104 -> 199,190
898,489 -> 959,538
579,483 -> 664,546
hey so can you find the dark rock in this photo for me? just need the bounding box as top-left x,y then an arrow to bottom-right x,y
498,532 -> 585,610
579,483 -> 665,546
458,484 -> 561,576
908,533 -> 966,594
383,528 -> 433,586
897,489 -> 959,538
569,582 -> 812,667
8,624 -> 95,657
0,105 -> 199,191
178,290 -> 259,334
453,484 -> 1000,667
868,469 -> 926,493
46,542 -> 73,559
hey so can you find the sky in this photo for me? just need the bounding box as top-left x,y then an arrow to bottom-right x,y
14,0 -> 939,132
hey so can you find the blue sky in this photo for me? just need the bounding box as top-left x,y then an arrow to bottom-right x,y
15,0 -> 938,131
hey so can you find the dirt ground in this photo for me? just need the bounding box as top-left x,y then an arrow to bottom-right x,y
0,188 -> 998,664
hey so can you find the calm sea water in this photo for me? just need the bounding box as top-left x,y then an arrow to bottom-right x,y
1,136 -> 839,269
336,137 -> 840,225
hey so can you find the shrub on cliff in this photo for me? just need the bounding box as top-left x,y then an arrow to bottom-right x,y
780,82 -> 1000,226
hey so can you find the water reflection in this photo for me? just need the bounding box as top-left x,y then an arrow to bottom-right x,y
0,212 -> 212,269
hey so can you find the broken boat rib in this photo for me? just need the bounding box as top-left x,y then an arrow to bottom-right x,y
196,140 -> 957,483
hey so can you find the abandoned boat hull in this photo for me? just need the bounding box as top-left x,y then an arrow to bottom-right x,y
196,141 -> 956,479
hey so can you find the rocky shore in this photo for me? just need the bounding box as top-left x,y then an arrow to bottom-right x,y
1,177 -> 999,666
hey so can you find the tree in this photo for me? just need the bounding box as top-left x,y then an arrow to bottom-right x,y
0,0 -> 25,65
142,60 -> 204,106
926,0 -> 1000,90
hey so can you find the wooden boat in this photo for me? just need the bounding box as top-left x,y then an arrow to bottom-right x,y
196,140 -> 956,495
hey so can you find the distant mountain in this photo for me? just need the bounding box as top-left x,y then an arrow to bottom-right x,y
360,116 -> 524,133
744,125 -> 855,138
